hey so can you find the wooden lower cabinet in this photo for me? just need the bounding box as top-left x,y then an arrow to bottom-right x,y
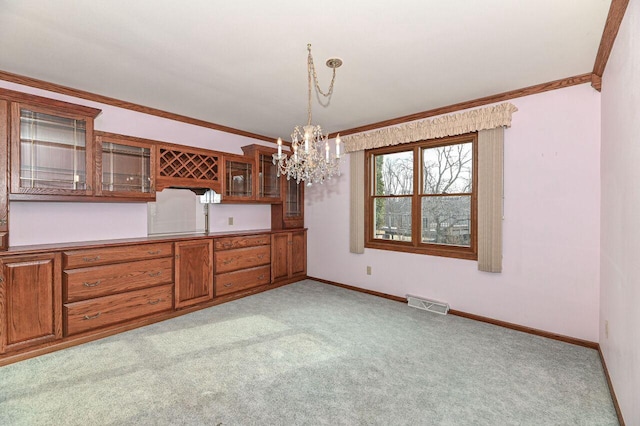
271,230 -> 307,283
0,231 -> 306,364
0,253 -> 62,354
175,239 -> 213,308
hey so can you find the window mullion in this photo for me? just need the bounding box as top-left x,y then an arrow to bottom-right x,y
412,146 -> 421,247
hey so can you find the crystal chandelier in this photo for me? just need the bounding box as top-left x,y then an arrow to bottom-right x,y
273,44 -> 343,186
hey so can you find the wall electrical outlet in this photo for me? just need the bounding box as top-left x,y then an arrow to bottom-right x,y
366,266 -> 372,275
228,217 -> 234,226
605,320 -> 609,338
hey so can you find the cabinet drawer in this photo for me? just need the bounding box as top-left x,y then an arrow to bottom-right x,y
214,234 -> 270,251
214,265 -> 270,296
64,284 -> 173,336
63,242 -> 173,269
214,245 -> 270,273
64,257 -> 173,302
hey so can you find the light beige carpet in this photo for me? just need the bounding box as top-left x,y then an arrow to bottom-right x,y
0,280 -> 618,425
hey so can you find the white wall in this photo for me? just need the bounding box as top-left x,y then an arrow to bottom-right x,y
1,80 -> 271,246
306,83 -> 601,342
600,0 -> 640,423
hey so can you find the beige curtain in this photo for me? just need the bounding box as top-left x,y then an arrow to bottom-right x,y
349,151 -> 365,254
477,128 -> 504,272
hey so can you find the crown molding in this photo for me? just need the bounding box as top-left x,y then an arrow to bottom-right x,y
0,69 -> 276,143
592,0 -> 630,91
331,74 -> 592,138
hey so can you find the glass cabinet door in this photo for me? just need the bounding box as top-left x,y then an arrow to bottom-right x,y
258,153 -> 281,201
11,104 -> 93,195
285,178 -> 302,219
96,132 -> 154,199
224,156 -> 254,200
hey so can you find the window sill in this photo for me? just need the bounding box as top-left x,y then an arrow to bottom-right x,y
365,240 -> 477,260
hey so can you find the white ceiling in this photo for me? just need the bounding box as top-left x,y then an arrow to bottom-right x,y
0,0 -> 610,140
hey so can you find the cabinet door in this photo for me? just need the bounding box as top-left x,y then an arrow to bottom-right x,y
0,100 -> 8,249
10,103 -> 95,196
95,132 -> 155,200
174,240 -> 213,309
271,233 -> 290,282
223,154 -> 255,201
291,230 -> 307,277
283,179 -> 304,228
257,152 -> 281,202
0,253 -> 62,354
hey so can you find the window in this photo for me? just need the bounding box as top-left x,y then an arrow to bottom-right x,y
365,133 -> 477,259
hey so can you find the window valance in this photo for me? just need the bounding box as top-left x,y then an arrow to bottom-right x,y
343,102 -> 518,153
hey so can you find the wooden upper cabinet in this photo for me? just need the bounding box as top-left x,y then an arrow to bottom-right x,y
0,252 -> 62,354
94,132 -> 155,200
241,144 -> 282,203
156,143 -> 221,193
272,177 -> 304,229
10,101 -> 100,197
222,153 -> 255,202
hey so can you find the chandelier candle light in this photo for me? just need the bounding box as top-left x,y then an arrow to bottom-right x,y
273,44 -> 343,186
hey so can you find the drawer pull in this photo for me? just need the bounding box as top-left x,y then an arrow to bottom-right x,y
148,272 -> 162,277
258,274 -> 265,280
223,259 -> 234,265
148,298 -> 163,305
148,250 -> 161,255
257,254 -> 265,259
83,280 -> 101,287
223,283 -> 233,288
82,256 -> 101,262
223,242 -> 233,248
83,312 -> 101,320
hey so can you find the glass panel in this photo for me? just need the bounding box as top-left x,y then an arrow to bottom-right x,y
373,197 -> 412,241
421,195 -> 471,246
225,161 -> 252,197
102,142 -> 151,193
285,179 -> 301,218
374,150 -> 413,195
422,142 -> 473,194
19,108 -> 87,190
259,153 -> 280,198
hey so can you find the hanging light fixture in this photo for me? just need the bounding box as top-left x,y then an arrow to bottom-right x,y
273,44 -> 343,186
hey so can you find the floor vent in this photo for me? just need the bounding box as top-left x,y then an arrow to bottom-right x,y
407,295 -> 449,315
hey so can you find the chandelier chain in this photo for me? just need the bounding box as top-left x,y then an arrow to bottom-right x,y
306,44 -> 337,125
